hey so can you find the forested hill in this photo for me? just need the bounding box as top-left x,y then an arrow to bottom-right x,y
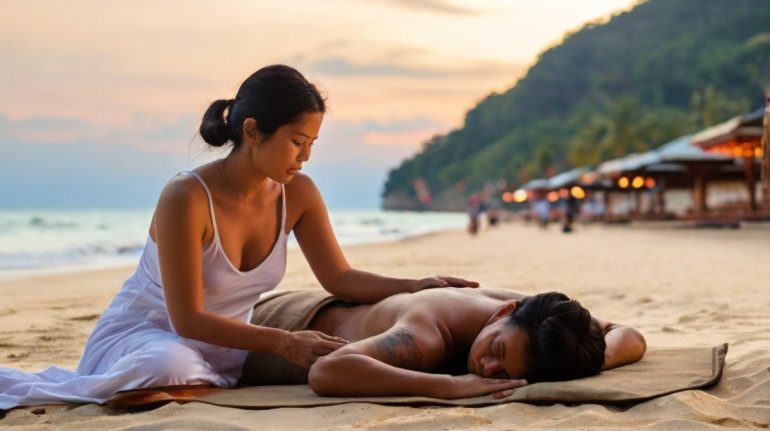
382,0 -> 770,210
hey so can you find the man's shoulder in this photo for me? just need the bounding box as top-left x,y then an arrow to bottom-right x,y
474,287 -> 528,301
405,287 -> 528,303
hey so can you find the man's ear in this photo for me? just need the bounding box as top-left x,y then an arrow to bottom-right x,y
490,300 -> 520,323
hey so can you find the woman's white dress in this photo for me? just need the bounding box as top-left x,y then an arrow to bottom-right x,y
0,172 -> 288,409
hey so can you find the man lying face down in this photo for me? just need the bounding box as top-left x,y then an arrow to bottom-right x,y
245,288 -> 646,399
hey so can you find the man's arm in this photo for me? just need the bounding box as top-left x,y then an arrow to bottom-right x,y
595,317 -> 647,370
308,321 -> 525,399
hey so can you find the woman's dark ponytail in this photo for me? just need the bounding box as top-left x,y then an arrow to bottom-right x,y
199,99 -> 234,147
198,65 -> 326,150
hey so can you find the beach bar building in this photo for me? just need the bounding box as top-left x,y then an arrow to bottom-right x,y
596,151 -> 663,218
690,109 -> 764,214
647,136 -> 734,216
516,167 -> 609,221
515,109 -> 766,223
594,135 -> 737,219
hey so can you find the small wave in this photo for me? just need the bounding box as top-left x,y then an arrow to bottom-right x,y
0,242 -> 144,270
117,244 -> 144,255
1,209 -> 466,270
360,218 -> 385,226
28,216 -> 78,229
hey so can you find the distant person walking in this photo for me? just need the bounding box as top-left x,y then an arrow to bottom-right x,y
487,197 -> 501,227
533,197 -> 550,229
468,194 -> 481,235
562,194 -> 579,233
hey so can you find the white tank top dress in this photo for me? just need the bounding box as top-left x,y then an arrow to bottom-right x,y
0,172 -> 288,409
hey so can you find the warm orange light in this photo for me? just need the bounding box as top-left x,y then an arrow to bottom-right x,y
732,147 -> 743,157
570,186 -> 586,199
645,177 -> 656,189
513,189 -> 528,203
618,177 -> 629,188
559,188 -> 569,198
755,147 -> 762,158
580,172 -> 597,185
632,176 -> 644,189
502,192 -> 513,203
547,191 -> 559,202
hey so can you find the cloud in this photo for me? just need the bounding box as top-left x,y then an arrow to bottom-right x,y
0,112 -> 449,209
380,0 -> 482,15
0,114 -> 90,143
0,111 -> 199,155
0,133 -> 192,209
303,54 -> 523,83
306,56 -> 446,78
363,129 -> 441,147
299,115 -> 454,208
315,116 -> 449,160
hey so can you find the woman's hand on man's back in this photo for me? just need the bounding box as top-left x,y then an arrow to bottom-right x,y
413,275 -> 480,291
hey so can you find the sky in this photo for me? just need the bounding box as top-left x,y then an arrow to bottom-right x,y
0,0 -> 639,209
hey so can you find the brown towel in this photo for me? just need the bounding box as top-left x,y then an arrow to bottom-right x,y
240,290 -> 343,385
107,344 -> 728,411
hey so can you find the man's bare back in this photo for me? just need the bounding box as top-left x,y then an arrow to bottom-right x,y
304,288 -> 645,399
309,288 -> 525,342
307,288 -> 526,376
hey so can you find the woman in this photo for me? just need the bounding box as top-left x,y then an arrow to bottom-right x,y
0,65 -> 477,409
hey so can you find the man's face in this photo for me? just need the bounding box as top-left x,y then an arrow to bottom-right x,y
467,318 -> 530,379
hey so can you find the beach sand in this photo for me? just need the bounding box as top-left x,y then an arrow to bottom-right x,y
1,222 -> 769,429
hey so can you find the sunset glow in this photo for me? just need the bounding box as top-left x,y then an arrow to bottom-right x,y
1,0 -> 639,208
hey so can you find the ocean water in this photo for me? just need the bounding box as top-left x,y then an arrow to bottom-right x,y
0,208 -> 466,277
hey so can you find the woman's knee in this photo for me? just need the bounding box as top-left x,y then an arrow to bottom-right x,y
134,342 -> 209,386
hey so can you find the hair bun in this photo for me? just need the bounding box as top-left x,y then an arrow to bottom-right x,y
199,99 -> 234,147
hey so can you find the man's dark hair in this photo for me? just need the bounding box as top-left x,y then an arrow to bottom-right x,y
507,292 -> 605,382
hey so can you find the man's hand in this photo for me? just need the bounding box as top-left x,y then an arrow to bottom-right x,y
280,330 -> 348,369
434,374 -> 528,399
414,275 -> 480,291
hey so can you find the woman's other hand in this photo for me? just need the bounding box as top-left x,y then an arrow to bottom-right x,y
414,275 -> 480,291
282,330 -> 348,369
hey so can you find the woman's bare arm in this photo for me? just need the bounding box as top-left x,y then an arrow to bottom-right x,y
289,174 -> 476,303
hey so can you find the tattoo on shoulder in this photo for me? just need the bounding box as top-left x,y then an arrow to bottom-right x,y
376,328 -> 424,370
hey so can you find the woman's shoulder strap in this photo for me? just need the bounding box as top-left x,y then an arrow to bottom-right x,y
179,171 -> 220,239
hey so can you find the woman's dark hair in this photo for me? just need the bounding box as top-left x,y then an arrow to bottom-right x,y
199,65 -> 326,148
507,292 -> 605,382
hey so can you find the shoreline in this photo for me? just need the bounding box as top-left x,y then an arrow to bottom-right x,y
1,222 -> 768,428
0,226 -> 467,283
0,210 -> 468,281
4,217 -> 768,283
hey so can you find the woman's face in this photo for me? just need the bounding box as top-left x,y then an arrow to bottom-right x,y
467,318 -> 530,379
252,111 -> 323,183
